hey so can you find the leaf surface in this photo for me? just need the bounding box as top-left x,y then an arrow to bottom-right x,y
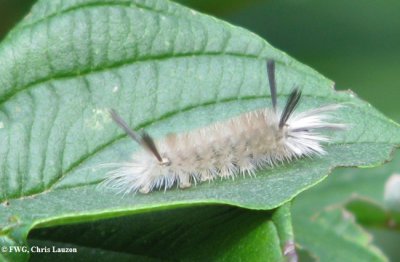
29,206 -> 284,261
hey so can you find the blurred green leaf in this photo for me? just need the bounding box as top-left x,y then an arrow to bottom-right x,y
367,228 -> 400,262
295,207 -> 387,262
346,197 -> 400,229
0,0 -> 399,261
293,151 -> 400,261
29,206 -> 284,261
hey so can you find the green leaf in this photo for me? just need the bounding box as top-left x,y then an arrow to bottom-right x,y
294,207 -> 387,262
292,151 -> 400,261
29,206 -> 284,261
0,0 -> 399,260
346,197 -> 400,229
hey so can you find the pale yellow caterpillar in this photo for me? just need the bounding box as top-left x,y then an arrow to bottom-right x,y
101,60 -> 345,194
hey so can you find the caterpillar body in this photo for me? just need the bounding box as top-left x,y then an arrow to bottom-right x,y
102,60 -> 345,194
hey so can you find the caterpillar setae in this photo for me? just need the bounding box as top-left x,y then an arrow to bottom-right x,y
101,60 -> 345,194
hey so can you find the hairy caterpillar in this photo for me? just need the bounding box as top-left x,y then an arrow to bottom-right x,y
101,60 -> 345,194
